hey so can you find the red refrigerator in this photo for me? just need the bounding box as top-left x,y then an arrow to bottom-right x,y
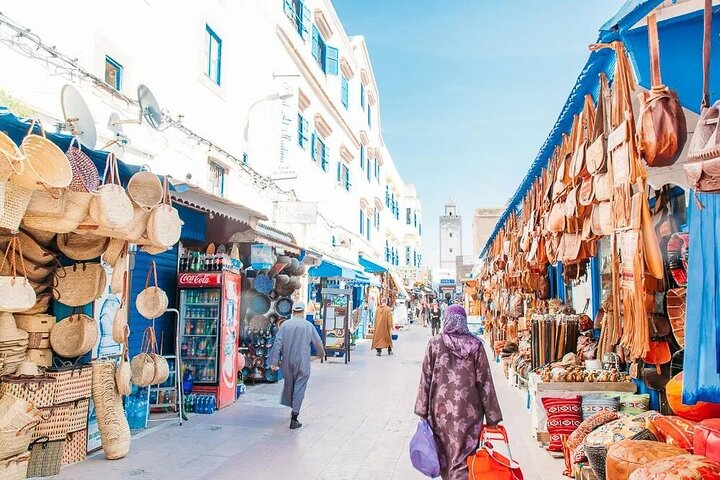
178,271 -> 241,409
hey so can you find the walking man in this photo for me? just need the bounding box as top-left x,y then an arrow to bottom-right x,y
269,301 -> 325,429
371,298 -> 394,356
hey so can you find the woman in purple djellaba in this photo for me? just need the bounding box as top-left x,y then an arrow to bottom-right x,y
414,305 -> 502,480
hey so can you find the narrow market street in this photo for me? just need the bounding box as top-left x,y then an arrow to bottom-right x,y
52,325 -> 560,480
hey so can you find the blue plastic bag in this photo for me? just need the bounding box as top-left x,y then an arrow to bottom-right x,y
409,418 -> 440,477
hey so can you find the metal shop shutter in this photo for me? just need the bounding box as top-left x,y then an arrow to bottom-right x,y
128,246 -> 179,357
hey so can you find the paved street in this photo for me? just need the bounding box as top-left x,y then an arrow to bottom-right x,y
53,325 -> 561,480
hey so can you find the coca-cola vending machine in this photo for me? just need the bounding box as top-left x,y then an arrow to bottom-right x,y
178,270 -> 241,409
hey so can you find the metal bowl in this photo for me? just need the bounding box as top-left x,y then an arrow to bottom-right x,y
250,294 -> 271,315
275,297 -> 293,317
253,274 -> 275,295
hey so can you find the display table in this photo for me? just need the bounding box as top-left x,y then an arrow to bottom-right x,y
528,373 -> 637,441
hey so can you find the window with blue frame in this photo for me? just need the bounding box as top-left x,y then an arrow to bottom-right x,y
310,132 -> 329,171
337,162 -> 350,191
366,217 -> 371,241
385,241 -> 390,262
419,223 -> 422,236
406,208 -> 412,225
367,104 -> 372,128
243,152 -> 248,164
360,210 -> 365,235
406,246 -> 411,265
297,113 -> 309,149
414,211 -> 417,227
208,161 -> 225,197
104,56 -> 123,91
374,208 -> 380,230
204,25 -> 222,86
360,83 -> 365,110
413,251 -> 417,266
359,145 -> 365,171
311,26 -> 338,75
366,156 -> 371,182
385,186 -> 390,207
374,159 -> 380,182
283,0 -> 310,40
341,75 -> 349,108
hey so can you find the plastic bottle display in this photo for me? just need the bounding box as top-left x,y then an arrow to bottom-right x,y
179,250 -> 238,273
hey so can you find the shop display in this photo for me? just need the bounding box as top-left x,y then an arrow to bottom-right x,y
52,263 -> 106,308
628,454 -> 720,480
606,439 -> 686,480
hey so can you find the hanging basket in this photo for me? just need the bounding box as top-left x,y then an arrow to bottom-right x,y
127,171 -> 162,209
66,138 -> 99,193
146,177 -> 182,248
136,261 -> 168,319
57,233 -> 109,261
0,237 -> 37,312
16,119 -> 72,191
0,231 -> 55,266
52,263 -> 106,307
49,312 -> 98,358
0,131 -> 24,183
115,341 -> 132,396
88,153 -> 133,229
0,181 -> 33,231
23,189 -> 93,234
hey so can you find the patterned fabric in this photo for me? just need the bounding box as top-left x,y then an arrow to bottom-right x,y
628,454 -> 720,480
585,411 -> 662,447
652,416 -> 698,452
620,394 -> 651,416
415,336 -> 502,480
566,411 -> 620,464
543,396 -> 582,452
441,305 -> 480,359
581,394 -> 620,420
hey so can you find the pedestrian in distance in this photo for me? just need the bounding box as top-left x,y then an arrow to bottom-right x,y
415,305 -> 502,480
429,300 -> 442,336
268,301 -> 325,430
371,298 -> 393,356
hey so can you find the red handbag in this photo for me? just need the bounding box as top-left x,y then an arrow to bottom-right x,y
694,419 -> 720,462
467,426 -> 523,480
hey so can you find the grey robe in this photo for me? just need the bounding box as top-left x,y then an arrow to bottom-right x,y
268,315 -> 325,412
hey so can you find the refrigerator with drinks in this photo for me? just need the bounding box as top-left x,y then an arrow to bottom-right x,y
178,270 -> 241,409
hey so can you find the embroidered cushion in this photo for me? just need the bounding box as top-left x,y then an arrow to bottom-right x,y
567,411 -> 620,464
585,411 -> 662,447
620,394 -> 650,416
542,395 -> 582,452
652,416 -> 698,453
581,394 -> 620,420
628,454 -> 720,480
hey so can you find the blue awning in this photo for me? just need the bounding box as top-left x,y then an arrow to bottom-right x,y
308,260 -> 357,279
358,255 -> 387,273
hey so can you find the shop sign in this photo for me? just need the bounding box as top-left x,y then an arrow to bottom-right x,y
272,96 -> 297,180
274,201 -> 318,224
178,272 -> 222,287
440,279 -> 455,285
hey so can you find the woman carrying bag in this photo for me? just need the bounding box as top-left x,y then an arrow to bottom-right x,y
413,305 -> 503,480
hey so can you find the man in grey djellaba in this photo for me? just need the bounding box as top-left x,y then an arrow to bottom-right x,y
269,301 -> 325,429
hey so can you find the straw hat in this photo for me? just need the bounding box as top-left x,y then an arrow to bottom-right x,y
13,359 -> 40,376
0,313 -> 29,343
554,353 -> 580,368
57,232 -> 109,261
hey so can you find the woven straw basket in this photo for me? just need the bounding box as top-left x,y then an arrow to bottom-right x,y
57,233 -> 109,262
0,231 -> 55,266
14,314 -> 55,333
45,361 -> 92,404
0,394 -> 39,431
91,360 -> 130,460
26,349 -> 52,367
150,353 -> 169,385
0,131 -> 23,183
0,452 -> 30,480
0,421 -> 38,461
49,313 -> 98,358
89,153 -> 133,229
102,239 -> 127,268
131,353 -> 155,387
90,205 -> 150,243
33,404 -> 70,441
127,171 -> 163,209
18,293 -> 52,315
16,120 -> 72,191
136,261 -> 168,319
112,302 -> 128,344
19,226 -> 55,247
0,181 -> 34,231
0,375 -> 56,408
23,190 -> 93,234
61,429 -> 86,465
115,342 -> 132,396
147,204 -> 182,248
53,263 -> 106,307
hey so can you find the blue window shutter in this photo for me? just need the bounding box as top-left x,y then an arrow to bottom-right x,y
322,141 -> 328,171
359,145 -> 364,169
283,0 -> 294,18
312,26 -> 321,64
366,218 -> 371,241
326,46 -> 339,75
310,132 -> 316,160
336,161 -> 341,182
360,210 -> 364,234
341,76 -> 349,108
360,84 -> 365,110
301,5 -> 311,39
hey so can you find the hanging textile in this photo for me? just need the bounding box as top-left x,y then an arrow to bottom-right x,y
684,191 -> 720,404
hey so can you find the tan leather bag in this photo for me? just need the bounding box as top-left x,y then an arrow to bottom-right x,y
586,73 -> 610,175
547,202 -> 565,234
591,202 -> 613,236
637,14 -> 687,168
560,232 -> 583,264
578,175 -> 595,206
666,287 -> 686,348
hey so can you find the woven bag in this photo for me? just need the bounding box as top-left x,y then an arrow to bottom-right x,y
45,360 -> 92,404
0,452 -> 30,480
131,328 -> 157,387
61,429 -> 87,465
16,119 -> 72,191
0,251 -> 52,283
23,189 -> 93,234
146,178 -> 182,248
33,405 -> 70,441
127,170 -> 162,209
136,260 -> 168,319
17,226 -> 55,247
0,421 -> 37,462
112,298 -> 128,344
49,312 -> 98,358
0,237 -> 36,312
66,138 -> 99,193
53,262 -> 106,307
147,327 -> 169,385
19,293 -> 51,315
90,204 -> 151,243
0,181 -> 34,232
14,314 -> 55,333
26,438 -> 63,477
0,131 -> 24,182
0,394 -> 39,431
110,249 -> 128,295
115,339 -> 132,396
88,153 -> 133,229
102,239 -> 127,268
0,375 -> 56,408
27,332 -> 50,349
57,233 -> 109,261
91,360 -> 130,460
0,231 -> 55,265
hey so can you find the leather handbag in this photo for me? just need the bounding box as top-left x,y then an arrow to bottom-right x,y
647,313 -> 671,339
671,349 -> 684,377
637,13 -> 687,168
590,202 -> 612,236
685,0 -> 720,191
694,419 -> 720,462
643,340 -> 671,374
578,175 -> 595,206
666,288 -> 686,348
468,426 -> 523,480
587,73 -> 610,176
547,202 -> 565,234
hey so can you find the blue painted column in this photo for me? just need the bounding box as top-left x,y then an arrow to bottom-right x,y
556,262 -> 566,302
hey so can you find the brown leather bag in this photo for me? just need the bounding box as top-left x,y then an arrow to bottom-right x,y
685,0 -> 720,191
590,202 -> 613,236
643,340 -> 671,374
560,232 -> 583,264
587,73 -> 610,176
637,13 -> 687,168
666,287 -> 686,347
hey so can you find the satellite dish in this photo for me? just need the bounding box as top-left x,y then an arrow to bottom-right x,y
60,85 -> 97,149
138,84 -> 163,130
107,112 -> 129,146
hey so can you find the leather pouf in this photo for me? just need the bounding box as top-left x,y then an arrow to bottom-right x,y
606,440 -> 686,480
694,419 -> 720,462
667,373 -> 720,422
629,454 -> 720,480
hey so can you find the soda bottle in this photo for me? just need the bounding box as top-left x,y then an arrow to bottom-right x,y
210,395 -> 216,413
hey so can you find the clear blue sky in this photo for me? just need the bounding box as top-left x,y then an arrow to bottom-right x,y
333,0 -> 625,268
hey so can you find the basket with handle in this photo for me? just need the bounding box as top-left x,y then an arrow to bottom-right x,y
23,188 -> 94,234
49,310 -> 99,358
32,404 -> 70,441
16,119 -> 72,192
26,437 -> 63,477
146,177 -> 182,248
91,359 -> 130,460
0,375 -> 56,408
110,246 -> 128,295
136,260 -> 168,319
14,313 -> 55,333
66,137 -> 99,193
0,131 -> 24,182
115,330 -> 132,396
57,233 -> 109,261
0,393 -> 40,431
147,327 -> 169,385
127,170 -> 163,209
0,451 -> 30,480
45,358 -> 93,404
0,180 -> 34,231
0,237 -> 37,312
0,420 -> 39,461
61,429 -> 86,465
88,152 -> 133,229
131,327 -> 157,387
52,262 -> 106,307
467,425 -> 524,480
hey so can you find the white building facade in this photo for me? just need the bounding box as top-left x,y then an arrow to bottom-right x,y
439,200 -> 462,278
0,0 -> 422,277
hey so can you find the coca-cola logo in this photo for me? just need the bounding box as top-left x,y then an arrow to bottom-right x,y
179,273 -> 219,285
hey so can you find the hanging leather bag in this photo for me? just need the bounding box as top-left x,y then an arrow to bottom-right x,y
666,287 -> 686,348
685,0 -> 720,191
637,13 -> 687,168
